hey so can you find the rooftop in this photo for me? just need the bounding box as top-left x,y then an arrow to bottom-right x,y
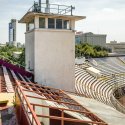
19,1 -> 86,23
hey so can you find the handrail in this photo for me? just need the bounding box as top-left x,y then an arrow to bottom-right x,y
31,103 -> 107,125
15,80 -> 41,125
18,80 -> 108,124
28,2 -> 74,15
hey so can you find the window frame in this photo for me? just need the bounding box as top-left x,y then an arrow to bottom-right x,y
63,20 -> 70,30
27,19 -> 35,31
48,18 -> 55,29
39,17 -> 45,28
56,19 -> 63,29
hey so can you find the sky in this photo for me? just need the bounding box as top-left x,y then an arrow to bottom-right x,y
0,0 -> 125,43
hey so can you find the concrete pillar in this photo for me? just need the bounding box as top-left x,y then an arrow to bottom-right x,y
35,16 -> 39,29
70,20 -> 75,30
45,17 -> 48,29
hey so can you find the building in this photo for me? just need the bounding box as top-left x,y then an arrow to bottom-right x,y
19,0 -> 86,92
9,19 -> 17,45
9,19 -> 25,46
106,41 -> 125,54
110,40 -> 117,44
75,32 -> 107,47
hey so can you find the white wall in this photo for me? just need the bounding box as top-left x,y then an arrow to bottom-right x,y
34,29 -> 75,92
25,31 -> 34,71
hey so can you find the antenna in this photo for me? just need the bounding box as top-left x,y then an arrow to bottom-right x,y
45,0 -> 50,13
39,0 -> 41,11
46,0 -> 49,4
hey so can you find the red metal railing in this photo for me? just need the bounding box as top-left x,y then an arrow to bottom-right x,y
14,80 -> 108,125
15,80 -> 41,125
31,102 -> 108,125
18,81 -> 108,125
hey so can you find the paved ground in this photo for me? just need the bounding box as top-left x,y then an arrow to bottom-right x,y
68,93 -> 125,125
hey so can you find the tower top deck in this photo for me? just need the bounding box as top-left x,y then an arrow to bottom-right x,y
19,1 -> 86,23
28,2 -> 75,15
19,12 -> 86,23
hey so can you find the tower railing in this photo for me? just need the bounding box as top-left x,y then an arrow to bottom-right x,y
28,2 -> 75,15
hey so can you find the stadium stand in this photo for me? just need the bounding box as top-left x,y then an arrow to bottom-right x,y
75,57 -> 125,114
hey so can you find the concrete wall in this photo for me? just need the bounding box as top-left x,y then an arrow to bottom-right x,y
25,31 -> 34,71
25,15 -> 78,92
34,29 -> 75,92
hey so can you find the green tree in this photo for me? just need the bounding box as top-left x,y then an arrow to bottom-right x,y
75,43 -> 108,58
0,45 -> 25,67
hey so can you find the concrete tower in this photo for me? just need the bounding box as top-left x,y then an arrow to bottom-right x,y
19,0 -> 85,92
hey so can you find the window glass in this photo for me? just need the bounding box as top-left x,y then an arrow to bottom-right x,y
28,19 -> 34,31
39,17 -> 45,28
48,18 -> 55,28
26,24 -> 29,31
64,20 -> 69,29
56,19 -> 62,29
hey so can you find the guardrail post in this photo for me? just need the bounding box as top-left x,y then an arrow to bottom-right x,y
61,110 -> 64,125
71,6 -> 72,15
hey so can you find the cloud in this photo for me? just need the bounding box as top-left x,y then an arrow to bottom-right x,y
0,0 -> 125,43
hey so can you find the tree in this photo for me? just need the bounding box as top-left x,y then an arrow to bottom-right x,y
18,48 -> 25,67
75,43 -> 108,58
0,45 -> 25,67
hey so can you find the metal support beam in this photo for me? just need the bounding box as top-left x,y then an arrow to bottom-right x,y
39,0 -> 41,12
45,0 -> 50,13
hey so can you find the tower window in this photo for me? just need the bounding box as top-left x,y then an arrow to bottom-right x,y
48,18 -> 55,28
64,20 -> 69,29
39,17 -> 45,28
28,19 -> 34,31
56,19 -> 62,29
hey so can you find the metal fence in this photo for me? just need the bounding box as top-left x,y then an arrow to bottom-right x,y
28,2 -> 75,15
